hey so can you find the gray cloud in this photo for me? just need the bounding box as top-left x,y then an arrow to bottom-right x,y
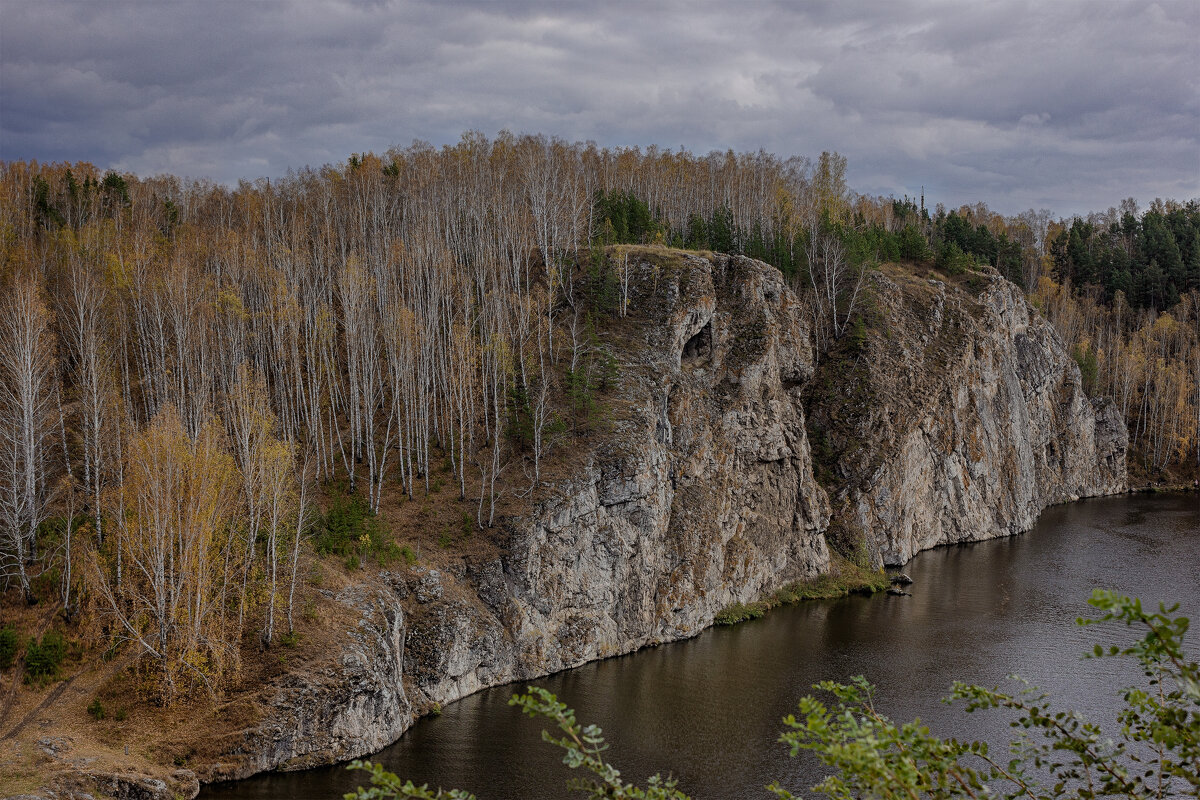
1,0 -> 1196,216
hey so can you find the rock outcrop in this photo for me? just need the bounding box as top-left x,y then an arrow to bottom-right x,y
804,266 -> 1127,565
205,249 -> 832,782
201,251 -> 1126,783
496,250 -> 831,677
209,586 -> 412,778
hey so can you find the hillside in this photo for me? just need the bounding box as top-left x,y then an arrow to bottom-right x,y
0,249 -> 1128,798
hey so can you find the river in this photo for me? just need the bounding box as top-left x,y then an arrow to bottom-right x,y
205,492 -> 1199,799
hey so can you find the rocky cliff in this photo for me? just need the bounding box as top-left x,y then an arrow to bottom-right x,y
802,264 -> 1126,565
199,250 -> 1126,784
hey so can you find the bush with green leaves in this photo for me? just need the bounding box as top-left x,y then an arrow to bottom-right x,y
87,697 -> 105,720
592,190 -> 659,247
936,240 -> 974,276
346,591 -> 1197,800
1073,344 -> 1099,395
776,590 -> 1199,799
345,761 -> 476,800
0,624 -> 20,669
315,492 -> 374,556
315,492 -> 400,567
24,629 -> 66,682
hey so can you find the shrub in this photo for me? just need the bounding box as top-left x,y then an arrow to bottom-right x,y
1073,343 -> 1099,394
315,491 -> 395,568
716,565 -> 888,627
936,240 -> 972,276
374,540 -> 403,567
715,601 -> 767,625
845,314 -> 868,354
308,563 -> 324,588
30,566 -> 61,605
315,492 -> 374,556
592,189 -> 658,247
897,224 -> 931,261
25,630 -> 66,682
781,591 -> 1200,799
301,597 -> 320,624
0,625 -> 19,669
87,698 -> 105,720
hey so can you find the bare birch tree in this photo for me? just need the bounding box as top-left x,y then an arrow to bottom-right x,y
0,274 -> 58,600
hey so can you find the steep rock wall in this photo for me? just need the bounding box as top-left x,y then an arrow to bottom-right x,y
805,266 -> 1126,564
495,251 -> 831,673
202,253 -> 1126,784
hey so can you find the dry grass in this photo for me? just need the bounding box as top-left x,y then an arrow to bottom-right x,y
0,532 -> 370,794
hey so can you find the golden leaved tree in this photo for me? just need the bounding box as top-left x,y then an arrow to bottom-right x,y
92,406 -> 239,703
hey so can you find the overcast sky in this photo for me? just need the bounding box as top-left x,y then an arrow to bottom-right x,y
2,0 -> 1197,217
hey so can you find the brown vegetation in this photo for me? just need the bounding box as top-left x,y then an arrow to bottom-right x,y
1032,277 -> 1199,481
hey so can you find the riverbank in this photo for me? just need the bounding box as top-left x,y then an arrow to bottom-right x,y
714,557 -> 891,625
1127,482 -> 1199,494
205,493 -> 1200,800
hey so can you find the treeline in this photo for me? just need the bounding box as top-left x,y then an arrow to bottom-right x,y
1050,199 -> 1200,310
592,169 -> 1045,294
1028,198 -> 1200,475
1033,277 -> 1199,474
587,183 -> 1200,471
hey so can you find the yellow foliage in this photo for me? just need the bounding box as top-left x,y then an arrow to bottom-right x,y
1034,280 -> 1200,472
96,406 -> 241,702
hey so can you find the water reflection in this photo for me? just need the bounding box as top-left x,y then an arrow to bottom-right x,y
205,493 -> 1199,799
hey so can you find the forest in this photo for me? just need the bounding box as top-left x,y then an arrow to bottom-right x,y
1,134 -> 1197,702
1048,200 -> 1200,309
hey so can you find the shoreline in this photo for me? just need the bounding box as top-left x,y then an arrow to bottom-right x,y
203,490 -> 1171,794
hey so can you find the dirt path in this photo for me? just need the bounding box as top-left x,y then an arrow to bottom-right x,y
1,650 -> 134,742
0,672 -> 80,741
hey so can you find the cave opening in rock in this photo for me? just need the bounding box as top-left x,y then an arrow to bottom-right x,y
682,321 -> 712,363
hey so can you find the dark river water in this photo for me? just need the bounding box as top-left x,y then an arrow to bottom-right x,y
206,493 -> 1199,799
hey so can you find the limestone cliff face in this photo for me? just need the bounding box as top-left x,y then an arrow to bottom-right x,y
202,252 -> 1126,783
803,266 -> 1127,565
496,251 -> 831,674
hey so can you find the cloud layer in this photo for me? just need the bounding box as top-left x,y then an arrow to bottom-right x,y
2,0 -> 1197,216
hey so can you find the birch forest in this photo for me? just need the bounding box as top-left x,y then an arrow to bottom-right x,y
1,133 -> 1196,699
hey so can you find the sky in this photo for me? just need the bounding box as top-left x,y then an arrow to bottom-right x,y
1,0 -> 1197,218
